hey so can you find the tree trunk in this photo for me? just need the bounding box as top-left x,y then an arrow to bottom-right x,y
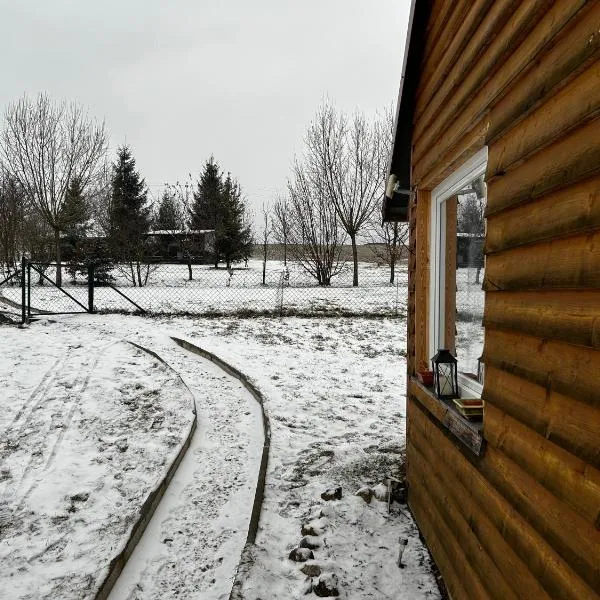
390,258 -> 395,285
283,234 -> 287,266
262,260 -> 266,285
350,233 -> 358,287
55,228 -> 62,286
187,258 -> 193,281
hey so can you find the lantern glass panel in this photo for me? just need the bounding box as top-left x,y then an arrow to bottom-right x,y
432,349 -> 459,400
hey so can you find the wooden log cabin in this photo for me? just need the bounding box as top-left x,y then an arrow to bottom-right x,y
383,1 -> 600,598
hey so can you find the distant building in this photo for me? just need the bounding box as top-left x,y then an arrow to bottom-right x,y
144,229 -> 215,262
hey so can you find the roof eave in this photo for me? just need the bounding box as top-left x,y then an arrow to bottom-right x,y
382,0 -> 432,223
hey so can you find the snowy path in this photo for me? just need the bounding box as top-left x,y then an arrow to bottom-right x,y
105,337 -> 264,600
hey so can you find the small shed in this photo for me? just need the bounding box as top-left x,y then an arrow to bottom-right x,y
385,1 -> 600,598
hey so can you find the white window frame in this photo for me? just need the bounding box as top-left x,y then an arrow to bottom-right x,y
429,147 -> 488,395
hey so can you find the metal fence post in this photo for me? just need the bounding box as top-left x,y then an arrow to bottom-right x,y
21,256 -> 28,325
88,264 -> 95,313
27,262 -> 31,320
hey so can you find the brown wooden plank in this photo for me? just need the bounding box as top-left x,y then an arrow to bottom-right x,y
408,400 -> 600,600
484,230 -> 600,292
444,196 -> 457,353
420,0 -> 472,78
487,1 -> 600,145
412,0 -> 525,144
409,421 -> 552,600
482,327 -> 600,407
486,116 -> 600,216
488,61 -> 600,177
415,190 -> 430,372
407,486 -> 470,600
407,461 -> 490,600
414,0 -> 589,183
413,119 -> 488,189
408,443 -> 519,600
414,0 -> 581,164
407,197 -> 417,376
416,0 -> 494,120
484,403 -> 600,527
485,175 -> 600,253
483,364 -> 600,470
408,378 -> 447,423
483,289 -> 600,349
480,444 -> 600,591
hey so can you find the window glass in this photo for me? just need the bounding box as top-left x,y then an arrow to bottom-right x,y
454,175 -> 486,377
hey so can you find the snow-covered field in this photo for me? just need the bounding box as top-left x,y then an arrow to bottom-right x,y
0,313 -> 440,599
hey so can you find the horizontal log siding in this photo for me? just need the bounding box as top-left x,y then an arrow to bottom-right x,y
409,3 -> 600,598
407,399 -> 598,600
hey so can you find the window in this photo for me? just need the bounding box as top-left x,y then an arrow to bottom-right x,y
429,148 -> 487,398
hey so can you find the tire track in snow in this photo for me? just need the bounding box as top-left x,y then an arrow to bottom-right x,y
1,341 -> 116,512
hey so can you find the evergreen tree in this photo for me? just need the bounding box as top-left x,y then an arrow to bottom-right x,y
108,146 -> 151,285
189,158 -> 252,268
155,190 -> 181,231
218,173 -> 253,269
60,177 -> 89,280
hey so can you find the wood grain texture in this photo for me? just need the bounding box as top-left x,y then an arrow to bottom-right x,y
482,327 -> 600,407
408,399 -> 600,600
480,444 -> 600,591
408,443 -> 519,600
484,403 -> 600,527
415,0 -> 589,187
416,0 -> 493,119
486,116 -> 600,216
414,0 -> 582,164
485,175 -> 600,253
409,420 -> 551,600
413,0 -> 523,144
487,1 -> 600,145
407,492 -> 469,600
415,190 -> 430,372
419,0 -> 473,84
488,61 -> 600,177
483,364 -> 600,470
408,462 -> 490,599
407,197 -> 418,376
483,289 -> 600,349
484,229 -> 600,292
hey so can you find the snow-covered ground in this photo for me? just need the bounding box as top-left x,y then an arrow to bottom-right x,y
0,260 -> 407,317
0,313 -> 440,599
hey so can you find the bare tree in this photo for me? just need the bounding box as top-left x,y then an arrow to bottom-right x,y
306,101 -> 389,286
0,171 -> 25,277
260,202 -> 271,285
272,195 -> 291,266
286,159 -> 346,286
366,220 -> 408,284
1,93 -> 108,285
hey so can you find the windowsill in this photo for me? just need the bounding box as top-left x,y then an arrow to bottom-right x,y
408,377 -> 485,457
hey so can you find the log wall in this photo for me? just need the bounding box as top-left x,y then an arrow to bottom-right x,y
407,1 -> 600,597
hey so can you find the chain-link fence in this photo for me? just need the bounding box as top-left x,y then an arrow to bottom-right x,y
0,259 -> 408,319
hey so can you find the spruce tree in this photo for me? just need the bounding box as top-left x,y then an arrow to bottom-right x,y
218,173 -> 253,269
108,146 -> 150,285
189,157 -> 223,267
60,177 -> 89,280
155,190 -> 181,231
189,158 -> 252,268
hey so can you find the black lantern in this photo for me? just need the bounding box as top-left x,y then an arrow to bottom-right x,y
431,349 -> 459,400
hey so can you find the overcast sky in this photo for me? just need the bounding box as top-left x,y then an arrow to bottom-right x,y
0,0 -> 410,219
